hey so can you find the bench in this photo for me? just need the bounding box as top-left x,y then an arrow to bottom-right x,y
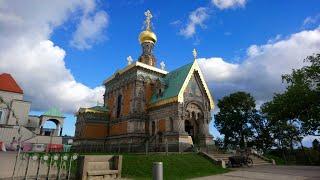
77,155 -> 122,180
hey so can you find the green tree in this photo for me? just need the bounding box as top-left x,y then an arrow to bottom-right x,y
214,92 -> 259,149
312,139 -> 319,151
261,95 -> 303,151
282,53 -> 320,136
250,115 -> 274,152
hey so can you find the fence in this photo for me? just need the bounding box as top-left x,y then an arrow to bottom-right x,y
12,152 -> 79,180
71,140 -> 220,154
72,141 -> 192,154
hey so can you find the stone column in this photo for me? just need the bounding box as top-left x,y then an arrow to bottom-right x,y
175,118 -> 185,134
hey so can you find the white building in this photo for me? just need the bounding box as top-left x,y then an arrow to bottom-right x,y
0,73 -> 65,148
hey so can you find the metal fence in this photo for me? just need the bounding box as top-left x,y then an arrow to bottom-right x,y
71,142 -> 216,154
12,152 -> 79,180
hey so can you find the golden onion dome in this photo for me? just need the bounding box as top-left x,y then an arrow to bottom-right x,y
139,30 -> 157,44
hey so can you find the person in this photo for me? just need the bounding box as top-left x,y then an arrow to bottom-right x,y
10,137 -> 18,151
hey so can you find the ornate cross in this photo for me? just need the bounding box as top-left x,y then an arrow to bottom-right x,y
144,10 -> 153,31
160,61 -> 165,70
127,56 -> 133,65
192,48 -> 197,59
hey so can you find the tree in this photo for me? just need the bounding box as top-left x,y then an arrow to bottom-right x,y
282,53 -> 320,136
312,139 -> 319,151
214,92 -> 259,149
261,95 -> 303,151
250,115 -> 274,152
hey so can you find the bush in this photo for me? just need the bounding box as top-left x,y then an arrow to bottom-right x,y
266,149 -> 320,165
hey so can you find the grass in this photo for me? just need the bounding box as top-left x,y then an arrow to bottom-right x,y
23,152 -> 229,179
265,154 -> 286,165
121,153 -> 229,180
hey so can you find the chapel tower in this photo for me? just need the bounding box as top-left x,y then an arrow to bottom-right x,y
138,10 -> 157,66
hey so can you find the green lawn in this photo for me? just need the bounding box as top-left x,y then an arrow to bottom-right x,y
24,152 -> 228,179
121,153 -> 229,180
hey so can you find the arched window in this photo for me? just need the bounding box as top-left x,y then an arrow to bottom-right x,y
152,121 -> 156,135
116,94 -> 122,118
170,117 -> 174,131
192,111 -> 196,119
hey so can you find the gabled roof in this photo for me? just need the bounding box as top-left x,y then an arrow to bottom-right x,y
77,105 -> 109,114
150,60 -> 214,110
43,107 -> 64,117
103,61 -> 168,84
150,62 -> 193,104
0,73 -> 23,94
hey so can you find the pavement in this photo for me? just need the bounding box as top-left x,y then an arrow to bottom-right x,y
192,165 -> 320,180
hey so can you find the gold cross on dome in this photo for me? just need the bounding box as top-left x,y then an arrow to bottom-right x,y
144,10 -> 153,31
192,48 -> 197,60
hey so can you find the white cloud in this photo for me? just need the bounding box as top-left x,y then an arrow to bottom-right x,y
180,7 -> 209,38
0,0 -> 106,113
70,9 -> 108,50
212,0 -> 246,10
198,28 -> 320,105
302,14 -> 320,29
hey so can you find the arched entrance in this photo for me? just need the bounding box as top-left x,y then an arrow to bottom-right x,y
40,118 -> 62,136
185,120 -> 194,137
39,107 -> 65,136
184,103 -> 203,143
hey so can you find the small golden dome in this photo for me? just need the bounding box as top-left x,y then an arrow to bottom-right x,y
139,30 -> 157,44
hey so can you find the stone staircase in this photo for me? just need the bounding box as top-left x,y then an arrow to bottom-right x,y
210,152 -> 273,166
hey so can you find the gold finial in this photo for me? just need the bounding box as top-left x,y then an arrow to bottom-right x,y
192,48 -> 197,60
144,10 -> 153,31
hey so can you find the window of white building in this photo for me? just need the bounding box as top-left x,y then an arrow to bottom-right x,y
0,109 -> 3,124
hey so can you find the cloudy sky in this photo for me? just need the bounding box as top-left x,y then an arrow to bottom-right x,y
0,0 -> 319,144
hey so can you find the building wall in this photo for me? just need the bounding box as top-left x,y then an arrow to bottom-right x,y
83,123 -> 108,139
8,100 -> 31,126
122,83 -> 132,116
158,119 -> 166,132
107,92 -> 115,119
110,121 -> 127,136
0,90 -> 25,125
149,103 -> 179,134
144,82 -> 153,110
27,116 -> 40,128
0,90 -> 23,102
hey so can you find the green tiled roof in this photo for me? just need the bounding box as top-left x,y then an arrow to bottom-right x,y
88,106 -> 109,112
43,107 -> 64,117
151,62 -> 193,104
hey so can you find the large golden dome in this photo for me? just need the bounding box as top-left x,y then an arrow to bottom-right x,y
139,30 -> 157,44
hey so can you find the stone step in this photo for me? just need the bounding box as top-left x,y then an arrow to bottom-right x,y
210,153 -> 271,165
253,162 -> 272,166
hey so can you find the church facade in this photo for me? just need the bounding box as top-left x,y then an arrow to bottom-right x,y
74,11 -> 215,152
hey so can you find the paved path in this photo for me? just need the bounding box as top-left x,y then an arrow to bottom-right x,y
192,165 -> 320,180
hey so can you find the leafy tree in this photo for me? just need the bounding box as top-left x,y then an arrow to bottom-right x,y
282,53 -> 320,136
261,93 -> 304,151
312,139 -> 319,151
214,92 -> 259,149
214,137 -> 224,149
250,115 -> 274,152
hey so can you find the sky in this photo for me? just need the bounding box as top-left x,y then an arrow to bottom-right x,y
0,0 -> 320,146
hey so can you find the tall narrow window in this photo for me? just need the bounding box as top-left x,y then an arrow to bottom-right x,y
117,95 -> 122,118
152,121 -> 156,135
0,110 -> 3,123
170,117 -> 174,131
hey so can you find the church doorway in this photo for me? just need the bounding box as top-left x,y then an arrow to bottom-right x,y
185,120 -> 194,138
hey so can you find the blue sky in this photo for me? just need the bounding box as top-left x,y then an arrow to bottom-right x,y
1,0 -> 320,146
52,0 -> 320,88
